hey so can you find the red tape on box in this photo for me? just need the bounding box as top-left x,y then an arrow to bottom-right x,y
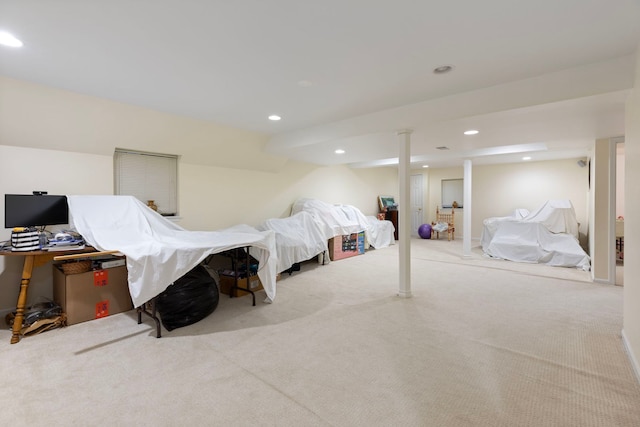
96,300 -> 109,318
94,270 -> 108,287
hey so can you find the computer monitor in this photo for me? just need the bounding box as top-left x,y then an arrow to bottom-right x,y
4,194 -> 69,229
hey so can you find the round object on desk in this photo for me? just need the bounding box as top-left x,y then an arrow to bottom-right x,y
418,223 -> 432,239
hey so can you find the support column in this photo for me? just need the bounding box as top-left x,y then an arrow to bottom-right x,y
463,159 -> 472,258
397,129 -> 413,298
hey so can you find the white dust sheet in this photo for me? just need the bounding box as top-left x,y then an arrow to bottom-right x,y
257,211 -> 329,274
67,195 -> 277,307
291,198 -> 394,248
481,200 -> 589,270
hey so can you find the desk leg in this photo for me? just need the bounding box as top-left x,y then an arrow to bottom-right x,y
11,255 -> 35,344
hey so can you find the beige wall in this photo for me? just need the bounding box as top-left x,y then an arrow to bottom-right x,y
623,43 -> 640,380
178,161 -> 398,231
0,77 -> 399,312
590,139 -> 616,283
617,143 -> 625,218
0,75 -> 287,172
413,158 -> 589,242
0,145 -> 114,313
0,143 -> 397,312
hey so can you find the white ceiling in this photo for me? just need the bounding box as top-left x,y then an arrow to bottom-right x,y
1,0 -> 639,168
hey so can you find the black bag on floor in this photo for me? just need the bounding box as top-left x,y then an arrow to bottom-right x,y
156,265 -> 219,331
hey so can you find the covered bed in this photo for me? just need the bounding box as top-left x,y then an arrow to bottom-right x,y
67,195 -> 278,308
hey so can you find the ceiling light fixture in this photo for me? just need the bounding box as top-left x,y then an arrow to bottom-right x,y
422,165 -> 429,168
0,31 -> 23,47
464,130 -> 479,135
335,149 -> 345,154
268,115 -> 281,121
522,156 -> 532,161
433,65 -> 454,74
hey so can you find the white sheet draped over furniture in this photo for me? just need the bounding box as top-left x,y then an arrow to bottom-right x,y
480,200 -> 590,270
291,198 -> 394,249
256,211 -> 329,274
365,216 -> 395,249
291,198 -> 366,239
67,195 -> 278,307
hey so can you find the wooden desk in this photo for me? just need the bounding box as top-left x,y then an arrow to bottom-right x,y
0,247 -> 96,344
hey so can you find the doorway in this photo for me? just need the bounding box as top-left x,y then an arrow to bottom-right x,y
410,174 -> 424,236
616,141 -> 625,286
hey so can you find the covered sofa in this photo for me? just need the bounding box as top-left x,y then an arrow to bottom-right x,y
480,200 -> 590,270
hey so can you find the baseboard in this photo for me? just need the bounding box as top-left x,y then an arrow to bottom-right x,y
622,329 -> 640,385
0,308 -> 13,321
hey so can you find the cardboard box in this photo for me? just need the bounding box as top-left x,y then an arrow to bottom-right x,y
328,231 -> 365,261
219,274 -> 263,297
53,265 -> 133,325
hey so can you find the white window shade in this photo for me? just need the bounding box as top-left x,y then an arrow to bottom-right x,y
114,150 -> 178,216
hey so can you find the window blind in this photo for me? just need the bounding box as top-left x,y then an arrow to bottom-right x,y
114,150 -> 178,216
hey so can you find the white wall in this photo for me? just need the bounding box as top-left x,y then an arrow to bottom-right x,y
623,43 -> 640,381
413,158 -> 589,243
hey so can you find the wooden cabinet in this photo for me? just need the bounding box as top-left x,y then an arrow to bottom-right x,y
385,210 -> 399,240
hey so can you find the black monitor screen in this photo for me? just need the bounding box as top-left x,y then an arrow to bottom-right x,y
4,194 -> 69,229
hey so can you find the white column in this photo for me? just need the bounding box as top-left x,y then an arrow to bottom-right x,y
463,159 -> 472,257
397,129 -> 413,298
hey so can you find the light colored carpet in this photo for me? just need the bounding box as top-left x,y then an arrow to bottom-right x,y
1,238 -> 639,426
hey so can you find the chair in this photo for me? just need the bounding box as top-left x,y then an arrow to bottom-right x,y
431,207 -> 455,241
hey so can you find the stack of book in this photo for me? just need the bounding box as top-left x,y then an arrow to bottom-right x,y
11,228 -> 42,252
45,238 -> 85,251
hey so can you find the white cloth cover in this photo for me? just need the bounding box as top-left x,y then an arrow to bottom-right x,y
291,198 -> 393,249
481,200 -> 589,270
521,200 -> 580,237
480,208 -> 530,249
336,204 -> 395,248
67,195 -> 278,307
365,216 -> 395,249
291,198 -> 367,240
256,211 -> 329,274
432,222 -> 449,233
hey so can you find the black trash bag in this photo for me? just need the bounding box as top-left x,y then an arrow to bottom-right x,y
156,265 -> 220,331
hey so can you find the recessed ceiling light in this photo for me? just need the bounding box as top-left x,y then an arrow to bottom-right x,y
335,149 -> 345,154
522,156 -> 532,161
422,165 -> 429,168
268,115 -> 281,121
0,31 -> 23,48
433,65 -> 454,74
464,130 -> 479,135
